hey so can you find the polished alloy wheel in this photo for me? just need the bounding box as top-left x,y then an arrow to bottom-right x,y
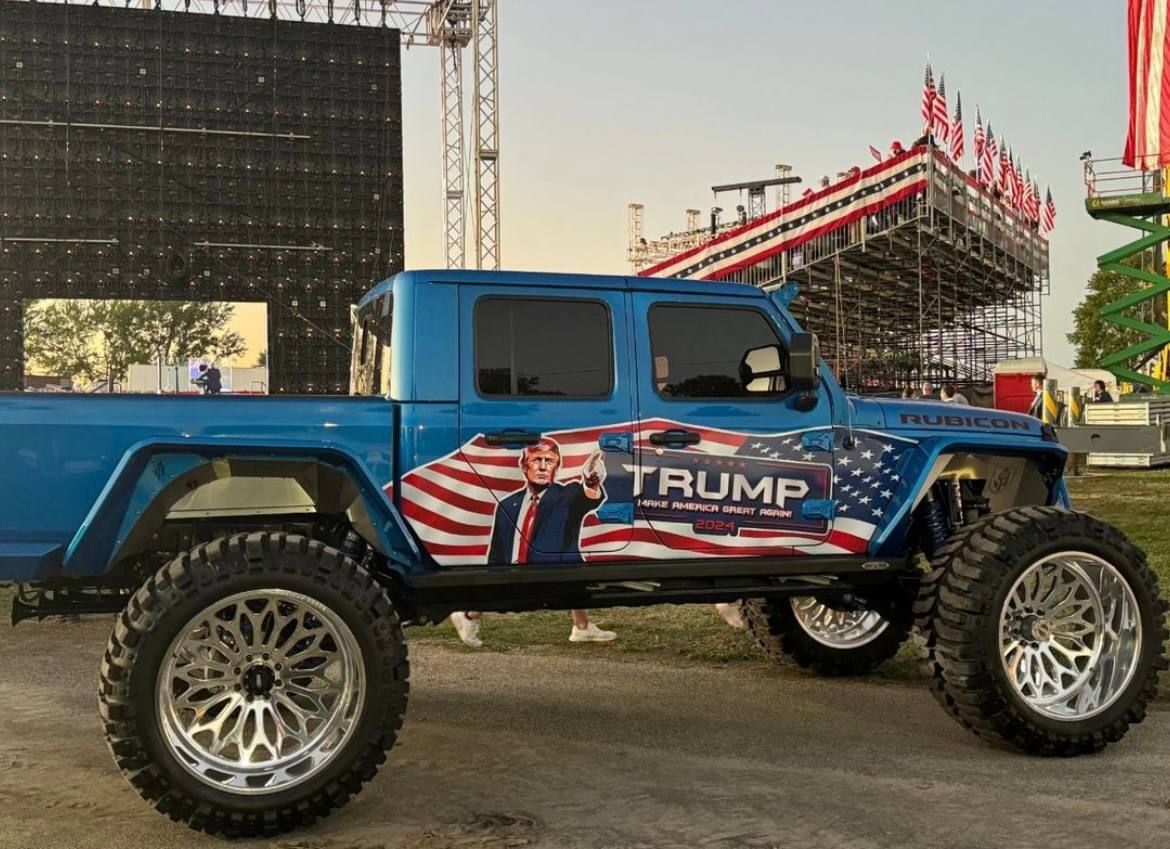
999,552 -> 1141,721
157,589 -> 365,794
789,596 -> 890,648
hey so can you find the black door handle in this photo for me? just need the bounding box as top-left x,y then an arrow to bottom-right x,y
484,430 -> 542,447
648,429 -> 702,446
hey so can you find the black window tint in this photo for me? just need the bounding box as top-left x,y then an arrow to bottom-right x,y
475,298 -> 612,397
649,305 -> 784,398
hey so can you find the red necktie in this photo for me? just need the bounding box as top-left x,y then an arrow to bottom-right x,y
516,492 -> 541,564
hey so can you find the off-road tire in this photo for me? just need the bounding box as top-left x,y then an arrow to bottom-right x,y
915,506 -> 1168,755
99,532 -> 409,837
742,585 -> 916,676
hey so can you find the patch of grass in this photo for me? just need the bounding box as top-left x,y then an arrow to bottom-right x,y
1067,470 -> 1170,588
409,605 -> 766,666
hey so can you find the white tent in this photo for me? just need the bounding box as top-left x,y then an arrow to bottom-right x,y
994,357 -> 1116,397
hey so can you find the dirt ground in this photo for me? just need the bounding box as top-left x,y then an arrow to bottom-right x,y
2,620 -> 1170,849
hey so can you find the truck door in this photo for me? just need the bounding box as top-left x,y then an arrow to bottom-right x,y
456,285 -> 635,565
630,291 -> 840,556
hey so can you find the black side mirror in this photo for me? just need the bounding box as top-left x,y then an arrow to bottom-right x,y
788,332 -> 821,392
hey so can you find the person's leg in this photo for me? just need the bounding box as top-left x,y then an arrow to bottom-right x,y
714,602 -> 747,630
450,611 -> 483,647
569,609 -> 616,642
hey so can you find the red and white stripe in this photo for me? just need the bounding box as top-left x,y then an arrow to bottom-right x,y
1041,187 -> 1056,234
921,62 -> 935,134
932,74 -> 950,140
396,420 -> 883,566
638,149 -> 928,282
1125,0 -> 1170,170
949,91 -> 964,163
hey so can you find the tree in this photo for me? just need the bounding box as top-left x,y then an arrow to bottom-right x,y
255,350 -> 267,368
1067,253 -> 1157,369
24,300 -> 247,387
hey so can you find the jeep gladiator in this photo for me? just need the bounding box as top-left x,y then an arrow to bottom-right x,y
1,269 -> 1164,837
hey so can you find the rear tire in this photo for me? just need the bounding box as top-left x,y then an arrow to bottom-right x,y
916,506 -> 1167,755
743,587 -> 914,676
99,532 -> 409,837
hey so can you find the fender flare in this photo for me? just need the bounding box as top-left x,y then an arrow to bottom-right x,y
869,435 -> 1068,556
57,437 -> 419,579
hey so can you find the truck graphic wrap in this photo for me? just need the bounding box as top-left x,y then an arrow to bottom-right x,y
616,450 -> 831,537
396,420 -> 916,566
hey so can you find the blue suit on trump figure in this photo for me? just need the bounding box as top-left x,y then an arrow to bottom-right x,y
486,438 -> 605,565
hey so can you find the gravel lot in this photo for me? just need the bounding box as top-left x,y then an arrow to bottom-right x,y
2,618 -> 1169,849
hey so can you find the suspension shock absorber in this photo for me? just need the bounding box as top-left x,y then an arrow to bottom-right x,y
920,487 -> 951,556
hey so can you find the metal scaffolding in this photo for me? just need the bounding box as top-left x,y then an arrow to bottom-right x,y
631,148 -> 1049,390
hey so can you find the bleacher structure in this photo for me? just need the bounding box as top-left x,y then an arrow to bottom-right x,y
630,146 -> 1050,390
0,0 -> 404,392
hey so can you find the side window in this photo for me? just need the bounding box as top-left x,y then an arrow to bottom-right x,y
350,295 -> 392,396
649,304 -> 787,399
474,297 -> 613,397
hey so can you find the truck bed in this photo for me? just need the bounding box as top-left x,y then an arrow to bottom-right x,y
0,393 -> 392,581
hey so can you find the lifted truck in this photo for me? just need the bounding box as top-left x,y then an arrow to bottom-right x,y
1,269 -> 1165,837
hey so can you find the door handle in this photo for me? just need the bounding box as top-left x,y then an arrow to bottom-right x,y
648,429 -> 702,446
484,430 -> 542,447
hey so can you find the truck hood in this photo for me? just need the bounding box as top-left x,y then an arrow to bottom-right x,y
850,397 -> 1045,439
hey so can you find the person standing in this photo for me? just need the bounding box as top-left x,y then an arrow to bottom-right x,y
940,383 -> 969,404
1027,373 -> 1046,419
194,363 -> 222,395
1089,379 -> 1114,403
920,381 -> 938,400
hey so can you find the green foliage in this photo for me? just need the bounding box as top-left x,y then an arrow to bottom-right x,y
24,300 -> 246,387
1067,252 -> 1158,369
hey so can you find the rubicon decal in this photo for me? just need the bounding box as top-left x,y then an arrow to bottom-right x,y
899,412 -> 1033,431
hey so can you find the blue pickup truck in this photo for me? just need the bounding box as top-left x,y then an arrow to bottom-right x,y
2,269 -> 1165,837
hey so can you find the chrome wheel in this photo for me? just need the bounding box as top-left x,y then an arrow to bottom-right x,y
157,589 -> 365,794
789,596 -> 889,649
999,552 -> 1141,721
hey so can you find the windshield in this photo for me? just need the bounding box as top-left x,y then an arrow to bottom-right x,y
349,294 -> 392,396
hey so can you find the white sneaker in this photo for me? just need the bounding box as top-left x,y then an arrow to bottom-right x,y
450,612 -> 483,648
569,623 -> 617,643
714,602 -> 747,630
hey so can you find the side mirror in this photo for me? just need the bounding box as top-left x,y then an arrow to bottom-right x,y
739,344 -> 785,393
788,332 -> 821,392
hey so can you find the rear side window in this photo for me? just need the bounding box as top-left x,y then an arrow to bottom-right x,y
649,304 -> 785,398
475,297 -> 613,397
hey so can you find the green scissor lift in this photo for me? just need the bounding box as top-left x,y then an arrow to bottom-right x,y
1085,170 -> 1170,392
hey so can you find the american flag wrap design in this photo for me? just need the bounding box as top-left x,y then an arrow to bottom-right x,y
394,420 -> 917,567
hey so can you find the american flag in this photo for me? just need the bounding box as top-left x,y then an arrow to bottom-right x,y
1124,0 -> 1170,169
949,91 -> 964,163
1022,176 -> 1038,221
395,420 -> 916,566
921,62 -> 935,134
999,143 -> 1012,199
974,107 -> 985,170
869,144 -> 883,162
932,74 -> 951,140
1042,187 -> 1056,234
980,124 -> 996,185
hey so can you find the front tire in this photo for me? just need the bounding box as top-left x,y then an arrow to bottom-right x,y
916,506 -> 1167,755
99,532 -> 409,837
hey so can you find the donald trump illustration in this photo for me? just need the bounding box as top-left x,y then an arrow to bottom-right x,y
449,436 -> 617,646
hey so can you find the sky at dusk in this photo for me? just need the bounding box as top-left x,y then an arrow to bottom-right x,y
397,0 -> 1129,367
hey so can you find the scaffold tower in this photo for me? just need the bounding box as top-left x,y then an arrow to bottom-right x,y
1083,157 -> 1170,392
632,146 -> 1048,390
